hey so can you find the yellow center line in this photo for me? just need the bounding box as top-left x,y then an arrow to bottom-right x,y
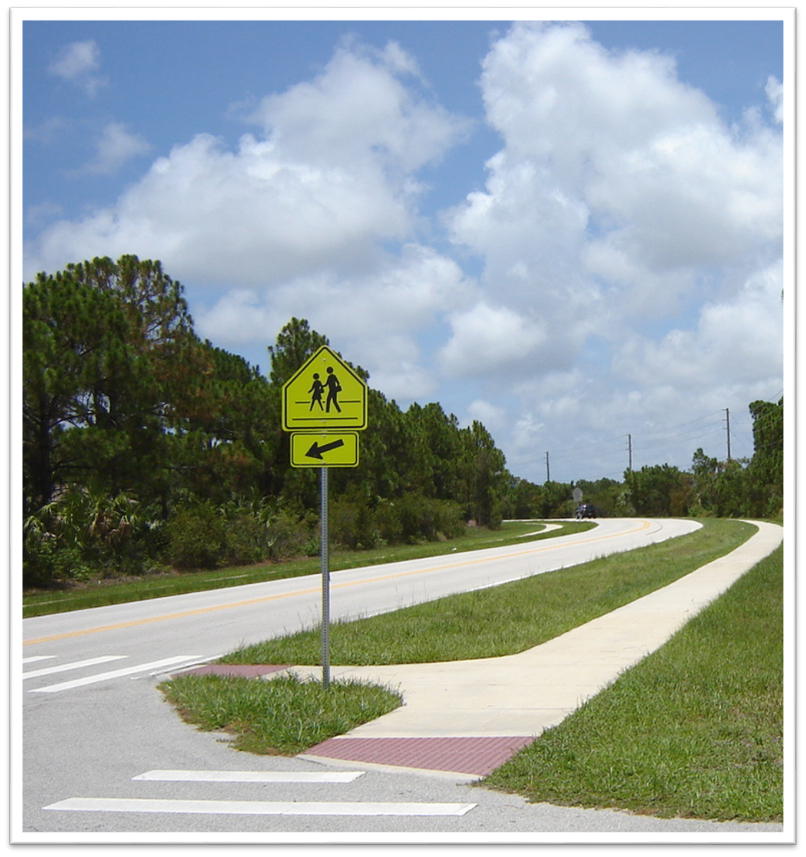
24,520 -> 652,646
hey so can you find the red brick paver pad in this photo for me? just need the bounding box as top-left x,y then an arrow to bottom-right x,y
305,736 -> 534,777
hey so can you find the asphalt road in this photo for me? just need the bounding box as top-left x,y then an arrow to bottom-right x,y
16,518 -> 783,844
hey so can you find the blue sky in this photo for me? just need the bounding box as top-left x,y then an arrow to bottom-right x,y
18,10 -> 789,486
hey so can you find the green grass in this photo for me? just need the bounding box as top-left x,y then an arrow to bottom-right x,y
155,517 -> 784,821
481,544 -> 784,823
23,520 -> 593,618
223,519 -> 755,666
159,672 -> 402,756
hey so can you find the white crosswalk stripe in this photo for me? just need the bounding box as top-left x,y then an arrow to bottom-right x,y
44,768 -> 477,817
133,769 -> 365,783
23,655 -> 127,679
45,797 -> 477,817
28,655 -> 202,693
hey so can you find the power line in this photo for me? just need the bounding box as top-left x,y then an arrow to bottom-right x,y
536,398 -> 783,483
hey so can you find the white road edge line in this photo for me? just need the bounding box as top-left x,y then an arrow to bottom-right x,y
22,656 -> 57,664
45,798 -> 477,817
133,770 -> 365,783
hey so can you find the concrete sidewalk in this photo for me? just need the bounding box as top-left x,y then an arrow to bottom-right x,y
296,520 -> 783,780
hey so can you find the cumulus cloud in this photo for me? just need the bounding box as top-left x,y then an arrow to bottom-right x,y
467,399 -> 507,433
614,261 -> 783,390
438,302 -> 552,379
245,39 -> 462,175
24,36 -> 475,402
196,242 -> 474,400
436,22 -> 781,478
443,22 -> 782,408
26,39 -> 467,289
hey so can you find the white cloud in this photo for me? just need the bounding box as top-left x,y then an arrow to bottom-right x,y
25,200 -> 64,228
196,242 -> 474,401
25,130 -> 407,283
245,39 -> 465,175
443,22 -> 782,391
438,302 -> 551,379
437,22 -> 782,479
614,261 -> 784,391
467,399 -> 507,433
25,40 -> 466,288
75,122 -> 152,175
24,116 -> 70,144
495,258 -> 783,480
47,40 -> 106,96
766,76 -> 784,124
24,37 -> 475,404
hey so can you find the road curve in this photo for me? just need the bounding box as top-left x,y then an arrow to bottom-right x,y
22,518 -> 700,663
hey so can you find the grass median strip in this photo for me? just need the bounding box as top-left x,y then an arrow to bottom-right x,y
222,519 -> 755,665
482,544 -> 784,823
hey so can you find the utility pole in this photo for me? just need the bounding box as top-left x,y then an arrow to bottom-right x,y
545,451 -> 551,483
627,434 -> 633,472
725,408 -> 731,462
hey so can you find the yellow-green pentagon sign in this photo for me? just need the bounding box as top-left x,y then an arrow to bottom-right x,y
282,346 -> 368,432
290,432 -> 359,468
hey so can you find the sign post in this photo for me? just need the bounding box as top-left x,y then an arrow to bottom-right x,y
281,347 -> 367,688
320,467 -> 330,687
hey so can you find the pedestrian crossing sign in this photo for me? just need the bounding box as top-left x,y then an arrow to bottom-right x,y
282,346 -> 368,431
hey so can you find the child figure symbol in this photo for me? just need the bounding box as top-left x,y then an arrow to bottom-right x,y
308,374 -> 324,411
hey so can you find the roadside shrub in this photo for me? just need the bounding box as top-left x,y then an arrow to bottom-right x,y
330,497 -> 379,550
163,502 -> 228,569
372,498 -> 401,545
266,508 -> 317,560
23,538 -> 94,586
23,488 -> 151,584
222,513 -> 267,566
161,500 -> 318,570
379,494 -> 464,544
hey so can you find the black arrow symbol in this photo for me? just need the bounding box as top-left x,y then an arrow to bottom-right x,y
305,438 -> 346,460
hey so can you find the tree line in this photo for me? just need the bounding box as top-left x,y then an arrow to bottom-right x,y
23,256 -> 509,585
23,256 -> 783,587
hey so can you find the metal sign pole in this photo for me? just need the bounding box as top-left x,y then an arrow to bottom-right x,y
320,466 -> 331,689
282,345 -> 367,690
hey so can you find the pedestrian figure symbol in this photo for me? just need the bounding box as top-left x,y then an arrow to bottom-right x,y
308,374 -> 325,411
324,367 -> 341,412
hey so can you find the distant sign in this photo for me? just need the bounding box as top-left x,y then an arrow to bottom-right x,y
282,346 -> 368,432
290,432 -> 359,468
572,487 -> 583,503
